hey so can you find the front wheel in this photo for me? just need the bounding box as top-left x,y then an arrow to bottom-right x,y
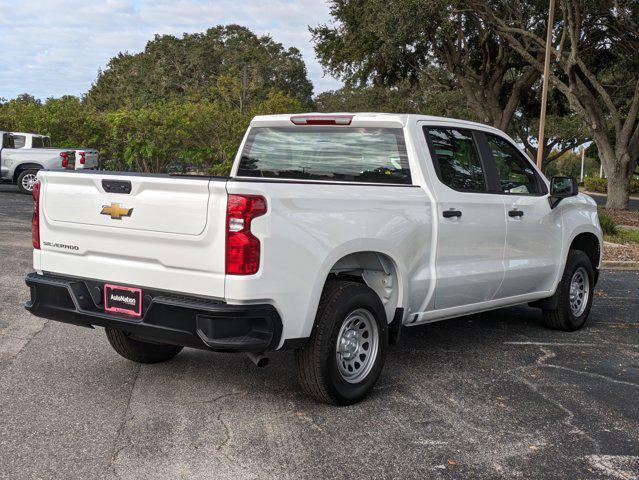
295,280 -> 388,405
16,169 -> 39,194
543,250 -> 595,331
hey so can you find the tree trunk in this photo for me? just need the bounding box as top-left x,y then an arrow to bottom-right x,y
603,150 -> 632,210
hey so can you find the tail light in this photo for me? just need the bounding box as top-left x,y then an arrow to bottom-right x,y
79,151 -> 85,164
225,194 -> 267,275
32,180 -> 41,249
60,152 -> 69,168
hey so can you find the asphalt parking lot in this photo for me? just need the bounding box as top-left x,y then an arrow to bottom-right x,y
0,183 -> 637,480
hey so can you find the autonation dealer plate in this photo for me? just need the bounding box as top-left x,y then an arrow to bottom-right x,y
104,284 -> 143,317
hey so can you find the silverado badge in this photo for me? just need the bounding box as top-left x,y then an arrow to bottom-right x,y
101,203 -> 133,220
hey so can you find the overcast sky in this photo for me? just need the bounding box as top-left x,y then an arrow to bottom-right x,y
0,0 -> 342,101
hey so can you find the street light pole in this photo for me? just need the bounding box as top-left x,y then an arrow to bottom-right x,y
536,0 -> 556,170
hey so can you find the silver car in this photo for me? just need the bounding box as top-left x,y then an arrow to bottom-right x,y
0,131 -> 76,193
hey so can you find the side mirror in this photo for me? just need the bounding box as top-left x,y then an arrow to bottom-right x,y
549,176 -> 578,208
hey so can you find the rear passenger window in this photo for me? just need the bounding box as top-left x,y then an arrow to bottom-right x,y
486,134 -> 540,195
32,136 -> 44,148
425,127 -> 487,192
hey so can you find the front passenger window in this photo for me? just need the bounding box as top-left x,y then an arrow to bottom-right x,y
13,135 -> 26,148
487,135 -> 539,195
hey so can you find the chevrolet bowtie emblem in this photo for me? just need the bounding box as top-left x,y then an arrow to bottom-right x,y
100,203 -> 133,220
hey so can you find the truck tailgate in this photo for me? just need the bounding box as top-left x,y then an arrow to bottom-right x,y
36,171 -> 227,299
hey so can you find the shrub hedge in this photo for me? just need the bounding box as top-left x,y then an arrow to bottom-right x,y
584,177 -> 639,194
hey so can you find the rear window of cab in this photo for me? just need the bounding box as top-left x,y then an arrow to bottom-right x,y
237,126 -> 412,184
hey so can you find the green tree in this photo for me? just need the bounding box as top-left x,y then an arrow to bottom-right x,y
1,25 -> 309,176
101,92 -> 302,174
312,0 -> 541,131
315,74 -> 475,120
86,25 -> 313,110
544,149 -> 599,178
0,94 -> 105,150
513,89 -> 588,170
471,0 -> 639,209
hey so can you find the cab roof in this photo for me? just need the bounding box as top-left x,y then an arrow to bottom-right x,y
250,112 -> 503,134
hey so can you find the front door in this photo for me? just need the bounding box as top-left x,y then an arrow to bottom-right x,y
423,126 -> 507,310
483,133 -> 563,297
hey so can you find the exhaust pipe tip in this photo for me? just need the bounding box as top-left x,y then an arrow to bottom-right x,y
246,352 -> 269,368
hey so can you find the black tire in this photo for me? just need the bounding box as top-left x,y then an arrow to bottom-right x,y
295,280 -> 388,405
543,249 -> 595,331
105,328 -> 183,364
16,169 -> 39,194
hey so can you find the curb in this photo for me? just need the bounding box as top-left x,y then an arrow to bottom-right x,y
602,261 -> 639,270
582,190 -> 639,201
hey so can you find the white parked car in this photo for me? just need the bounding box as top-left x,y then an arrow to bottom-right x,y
11,131 -> 99,170
25,113 -> 602,404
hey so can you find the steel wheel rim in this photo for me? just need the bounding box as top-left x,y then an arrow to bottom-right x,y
335,308 -> 379,384
569,267 -> 589,317
21,173 -> 37,192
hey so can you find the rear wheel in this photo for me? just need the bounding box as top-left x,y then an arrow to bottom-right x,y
16,169 -> 39,194
105,328 -> 183,364
543,250 -> 595,331
295,280 -> 388,405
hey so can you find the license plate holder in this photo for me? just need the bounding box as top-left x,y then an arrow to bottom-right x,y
104,284 -> 143,318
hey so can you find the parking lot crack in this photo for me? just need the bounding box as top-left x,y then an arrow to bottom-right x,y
1,319 -> 49,370
507,347 -> 602,454
540,363 -> 639,388
108,363 -> 141,480
187,391 -> 243,405
216,410 -> 231,451
185,391 -> 243,453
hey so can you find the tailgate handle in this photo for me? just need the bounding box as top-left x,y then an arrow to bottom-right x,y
102,180 -> 132,194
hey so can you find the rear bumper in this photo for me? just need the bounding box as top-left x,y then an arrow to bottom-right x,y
25,272 -> 282,353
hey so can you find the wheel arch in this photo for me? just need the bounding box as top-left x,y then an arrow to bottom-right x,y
531,228 -> 602,311
303,241 -> 408,337
327,251 -> 403,324
13,163 -> 43,182
569,231 -> 601,272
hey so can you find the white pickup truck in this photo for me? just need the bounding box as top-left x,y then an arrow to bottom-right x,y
1,131 -> 76,194
12,131 -> 100,170
25,113 -> 602,405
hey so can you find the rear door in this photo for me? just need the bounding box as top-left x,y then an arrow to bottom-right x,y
483,134 -> 563,296
38,171 -> 227,299
423,126 -> 507,310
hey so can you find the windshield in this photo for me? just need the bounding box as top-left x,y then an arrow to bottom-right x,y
237,126 -> 411,184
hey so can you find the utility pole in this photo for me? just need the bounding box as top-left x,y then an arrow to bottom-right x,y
536,0 -> 556,170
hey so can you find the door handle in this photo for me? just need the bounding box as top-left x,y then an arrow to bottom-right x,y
508,209 -> 524,217
443,209 -> 462,218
